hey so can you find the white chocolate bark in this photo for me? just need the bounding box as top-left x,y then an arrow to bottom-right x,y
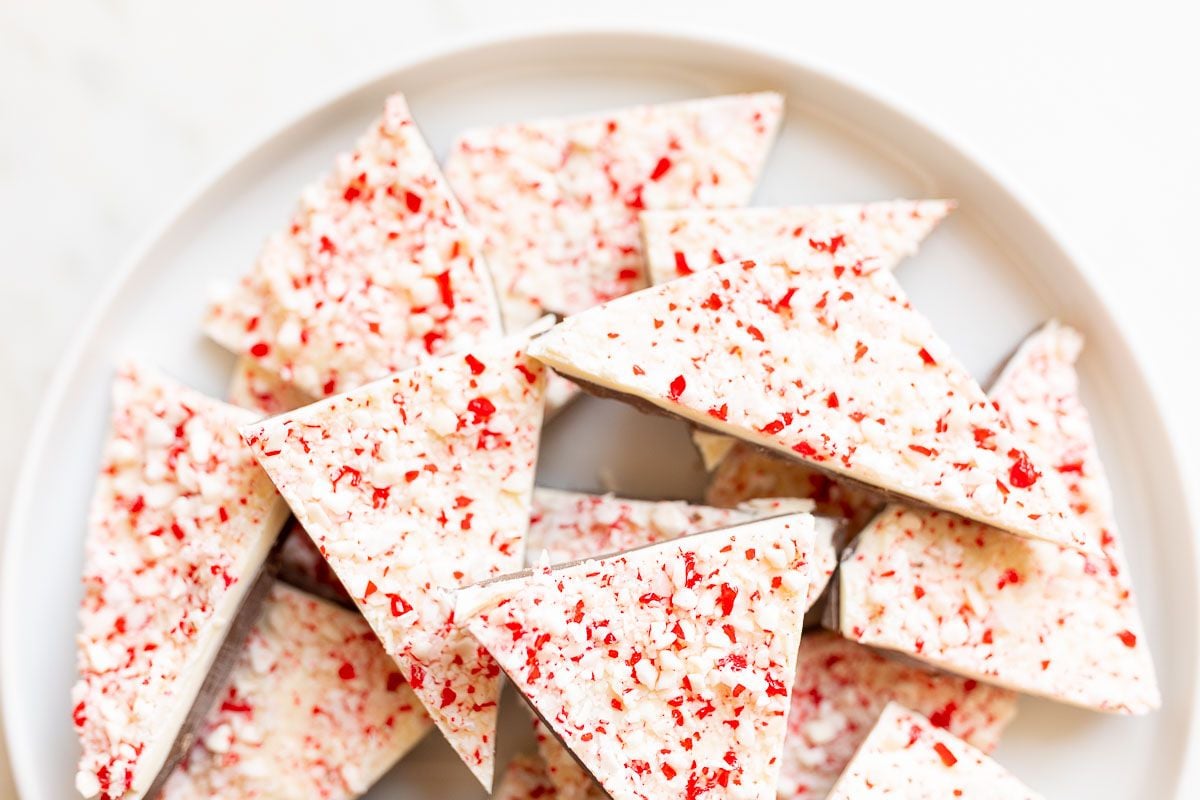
528,252 -> 1081,550
205,94 -> 501,399
161,583 -> 431,799
528,489 -> 834,611
458,514 -> 816,800
706,443 -> 882,536
780,633 -> 1016,799
826,703 -> 1041,799
838,323 -> 1159,713
240,326 -> 549,788
641,199 -> 953,286
444,93 -> 783,332
72,364 -> 288,800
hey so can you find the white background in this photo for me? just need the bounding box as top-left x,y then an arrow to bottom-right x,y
2,1 -> 1198,796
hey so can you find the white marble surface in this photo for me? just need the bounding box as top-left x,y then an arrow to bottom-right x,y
2,1 -> 1198,797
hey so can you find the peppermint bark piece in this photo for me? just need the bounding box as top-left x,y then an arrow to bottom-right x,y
457,513 -> 816,800
706,443 -> 882,536
838,323 -> 1159,713
641,199 -> 953,286
644,201 -> 953,473
826,703 -> 1041,800
528,489 -> 835,610
444,92 -> 783,332
527,254 -> 1081,550
161,583 -> 431,799
205,94 -> 501,399
780,633 -> 1017,799
240,327 -> 549,788
72,364 -> 288,800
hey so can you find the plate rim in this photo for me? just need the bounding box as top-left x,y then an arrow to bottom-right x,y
4,23 -> 1197,798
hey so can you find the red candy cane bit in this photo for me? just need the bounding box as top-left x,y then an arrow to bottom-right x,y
338,662 -> 356,680
650,156 -> 672,181
404,190 -> 422,213
717,583 -> 738,616
918,347 -> 937,366
467,396 -> 496,422
1117,629 -> 1138,648
464,353 -> 485,375
249,342 -> 270,358
934,742 -> 958,767
674,251 -> 692,276
1007,448 -> 1041,488
707,404 -> 728,421
668,375 -> 686,401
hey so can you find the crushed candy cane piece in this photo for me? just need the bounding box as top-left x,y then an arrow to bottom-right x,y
205,94 -> 501,399
527,251 -> 1081,550
240,324 -> 549,789
826,703 -> 1041,799
161,583 -> 431,799
780,632 -> 1016,798
839,323 -> 1159,713
72,363 -> 287,800
458,513 -> 816,800
444,93 -> 782,331
641,199 -> 953,286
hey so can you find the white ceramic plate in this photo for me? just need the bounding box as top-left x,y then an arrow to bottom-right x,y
3,29 -> 1196,799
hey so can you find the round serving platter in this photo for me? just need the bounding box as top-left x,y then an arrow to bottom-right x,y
4,28 -> 1196,799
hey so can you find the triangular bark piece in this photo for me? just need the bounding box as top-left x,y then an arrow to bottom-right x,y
444,92 -> 783,332
641,199 -> 953,285
72,364 -> 288,800
529,488 -> 835,611
161,583 -> 431,798
780,633 -> 1016,799
528,252 -> 1081,550
240,327 -> 549,788
837,323 -> 1159,712
457,513 -> 816,800
826,703 -> 1041,799
205,94 -> 502,399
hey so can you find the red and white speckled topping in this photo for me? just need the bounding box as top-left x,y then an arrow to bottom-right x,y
838,323 -> 1159,713
239,327 -> 548,788
825,703 -> 1041,800
457,513 -> 816,800
528,489 -> 834,611
161,583 -> 432,799
527,254 -> 1082,551
493,755 -> 561,800
205,94 -> 501,399
780,633 -> 1016,799
705,443 -> 882,536
227,357 -> 312,417
72,363 -> 288,800
444,93 -> 783,332
640,199 -> 953,286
